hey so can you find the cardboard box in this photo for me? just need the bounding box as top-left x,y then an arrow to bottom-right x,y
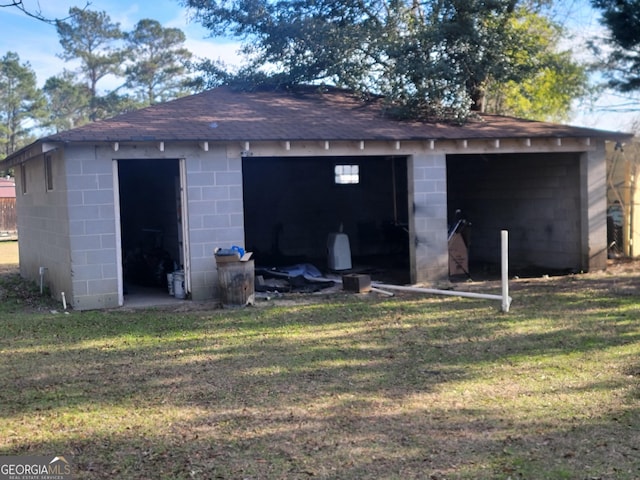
342,273 -> 372,293
448,233 -> 468,276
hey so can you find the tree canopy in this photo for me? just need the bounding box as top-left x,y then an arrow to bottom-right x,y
0,52 -> 46,157
0,7 -> 200,157
56,7 -> 126,120
42,71 -> 91,133
591,0 -> 640,93
51,7 -> 201,122
483,7 -> 589,122
124,19 -> 193,105
183,0 -> 587,122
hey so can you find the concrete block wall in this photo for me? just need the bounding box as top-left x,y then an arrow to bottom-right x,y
54,143 -> 246,307
64,146 -> 120,310
56,143 -> 246,307
187,147 -> 245,301
410,153 -> 449,283
15,150 -> 73,305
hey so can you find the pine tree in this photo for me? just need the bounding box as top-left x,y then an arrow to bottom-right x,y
0,52 -> 46,158
124,19 -> 193,105
55,7 -> 126,120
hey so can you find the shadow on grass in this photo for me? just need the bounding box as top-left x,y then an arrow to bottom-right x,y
6,399 -> 639,479
1,278 -> 639,479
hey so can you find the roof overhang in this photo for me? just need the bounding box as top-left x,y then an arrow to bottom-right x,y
7,134 -> 622,160
2,141 -> 59,168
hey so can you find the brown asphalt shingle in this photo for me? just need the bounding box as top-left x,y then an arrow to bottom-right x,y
41,86 -> 632,143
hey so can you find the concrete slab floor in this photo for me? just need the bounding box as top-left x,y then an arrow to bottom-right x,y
123,285 -> 187,308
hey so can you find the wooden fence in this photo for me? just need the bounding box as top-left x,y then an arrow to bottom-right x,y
0,198 -> 17,234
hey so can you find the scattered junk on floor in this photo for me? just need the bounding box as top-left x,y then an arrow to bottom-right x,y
255,263 -> 336,296
124,245 -> 175,289
123,228 -> 184,298
215,228 -> 511,313
342,273 -> 372,293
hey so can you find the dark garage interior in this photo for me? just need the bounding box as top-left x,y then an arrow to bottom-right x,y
242,155 -> 411,283
446,152 -> 583,277
117,158 -> 182,292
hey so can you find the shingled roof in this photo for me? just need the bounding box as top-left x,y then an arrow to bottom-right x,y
38,86 -> 630,144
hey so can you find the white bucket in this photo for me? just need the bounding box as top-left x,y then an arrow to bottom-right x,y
173,270 -> 185,299
167,273 -> 174,296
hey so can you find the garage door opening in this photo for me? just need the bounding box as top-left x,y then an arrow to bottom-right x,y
117,159 -> 184,298
243,155 -> 411,284
447,153 -> 582,278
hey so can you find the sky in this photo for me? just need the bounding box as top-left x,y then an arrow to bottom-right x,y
0,0 -> 244,85
0,0 -> 638,133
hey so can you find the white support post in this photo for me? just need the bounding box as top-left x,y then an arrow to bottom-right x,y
501,230 -> 511,312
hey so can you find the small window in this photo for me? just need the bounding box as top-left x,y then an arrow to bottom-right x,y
20,163 -> 27,194
335,164 -> 359,184
45,155 -> 53,191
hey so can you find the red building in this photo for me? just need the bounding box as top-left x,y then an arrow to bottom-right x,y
0,177 -> 17,238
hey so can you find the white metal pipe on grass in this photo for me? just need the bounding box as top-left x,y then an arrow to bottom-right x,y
371,282 -> 506,301
372,230 -> 512,312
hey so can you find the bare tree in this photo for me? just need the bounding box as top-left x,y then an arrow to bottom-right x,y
1,0 -> 89,24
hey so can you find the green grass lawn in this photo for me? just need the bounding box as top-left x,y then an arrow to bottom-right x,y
0,260 -> 639,479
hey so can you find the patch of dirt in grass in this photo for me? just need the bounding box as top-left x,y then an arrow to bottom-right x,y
0,272 -> 61,312
454,257 -> 640,299
0,264 -> 18,275
0,242 -> 59,312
